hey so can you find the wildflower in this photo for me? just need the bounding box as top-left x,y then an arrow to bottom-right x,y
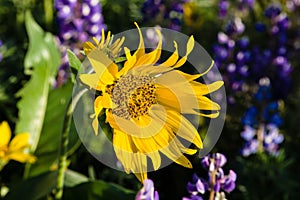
241,84 -> 284,156
141,0 -> 188,31
136,179 -> 159,200
183,153 -> 237,200
83,29 -> 125,60
183,2 -> 204,29
54,0 -> 106,86
0,121 -> 36,170
80,23 -> 223,182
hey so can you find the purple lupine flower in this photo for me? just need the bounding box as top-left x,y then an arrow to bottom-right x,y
218,0 -> 230,18
184,153 -> 237,200
141,0 -> 189,31
240,83 -> 285,156
214,1 -> 292,102
54,0 -> 106,86
136,179 -> 159,200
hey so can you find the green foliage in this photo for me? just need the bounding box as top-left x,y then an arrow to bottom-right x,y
15,12 -> 60,152
63,180 -> 136,200
25,81 -> 76,178
4,171 -> 57,200
67,50 -> 81,83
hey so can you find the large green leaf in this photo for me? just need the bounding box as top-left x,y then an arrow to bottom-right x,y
63,180 -> 136,200
15,12 -> 61,151
4,171 -> 57,200
26,81 -> 78,178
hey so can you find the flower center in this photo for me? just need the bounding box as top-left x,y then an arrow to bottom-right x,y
110,74 -> 157,120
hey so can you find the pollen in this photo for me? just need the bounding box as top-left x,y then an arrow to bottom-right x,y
111,74 -> 157,120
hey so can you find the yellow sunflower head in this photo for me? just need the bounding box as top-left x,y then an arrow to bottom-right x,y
80,23 -> 223,183
83,28 -> 125,60
0,121 -> 36,170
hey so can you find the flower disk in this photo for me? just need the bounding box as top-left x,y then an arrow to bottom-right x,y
80,23 -> 223,183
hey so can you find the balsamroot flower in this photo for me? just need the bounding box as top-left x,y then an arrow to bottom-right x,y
0,121 -> 36,170
80,23 -> 223,182
83,29 -> 125,60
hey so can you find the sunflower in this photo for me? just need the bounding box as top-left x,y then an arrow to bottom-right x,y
0,121 -> 36,170
80,23 -> 223,182
83,29 -> 125,60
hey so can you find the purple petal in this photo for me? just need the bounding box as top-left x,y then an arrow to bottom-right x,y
222,180 -> 236,193
228,170 -> 237,181
215,153 -> 227,168
214,181 -> 221,192
196,179 -> 205,194
201,156 -> 210,169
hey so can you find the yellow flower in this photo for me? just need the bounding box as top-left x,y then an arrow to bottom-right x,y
0,121 -> 36,169
80,23 -> 223,183
83,29 -> 125,60
183,2 -> 204,29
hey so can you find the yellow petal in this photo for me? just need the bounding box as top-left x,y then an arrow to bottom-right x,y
100,29 -> 105,46
104,31 -> 111,47
157,128 -> 192,168
0,121 -> 11,147
173,36 -> 194,68
92,96 -> 104,135
101,93 -> 113,108
113,129 -> 136,173
151,107 -> 202,149
133,22 -> 145,59
198,60 -> 215,77
106,111 -> 165,138
131,153 -> 148,183
199,112 -> 220,118
159,41 -> 179,67
197,96 -> 221,110
87,49 -> 116,85
9,133 -> 30,152
6,152 -> 36,163
134,29 -> 162,67
191,81 -> 224,96
118,47 -> 137,77
83,41 -> 96,55
79,73 -> 102,90
147,151 -> 161,171
176,71 -> 201,82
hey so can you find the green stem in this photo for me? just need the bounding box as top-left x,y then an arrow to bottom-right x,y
55,88 -> 88,200
44,0 -> 53,30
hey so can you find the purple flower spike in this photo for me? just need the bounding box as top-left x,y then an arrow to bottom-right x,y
184,153 -> 237,200
136,179 -> 159,200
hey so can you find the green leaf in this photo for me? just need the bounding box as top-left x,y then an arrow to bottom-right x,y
26,81 -> 76,178
67,49 -> 81,83
15,11 -> 61,152
4,171 -> 57,200
63,180 -> 136,200
64,169 -> 89,187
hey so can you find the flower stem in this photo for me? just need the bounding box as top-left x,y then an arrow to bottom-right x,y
54,88 -> 88,200
44,0 -> 53,29
257,123 -> 265,153
209,159 -> 216,200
